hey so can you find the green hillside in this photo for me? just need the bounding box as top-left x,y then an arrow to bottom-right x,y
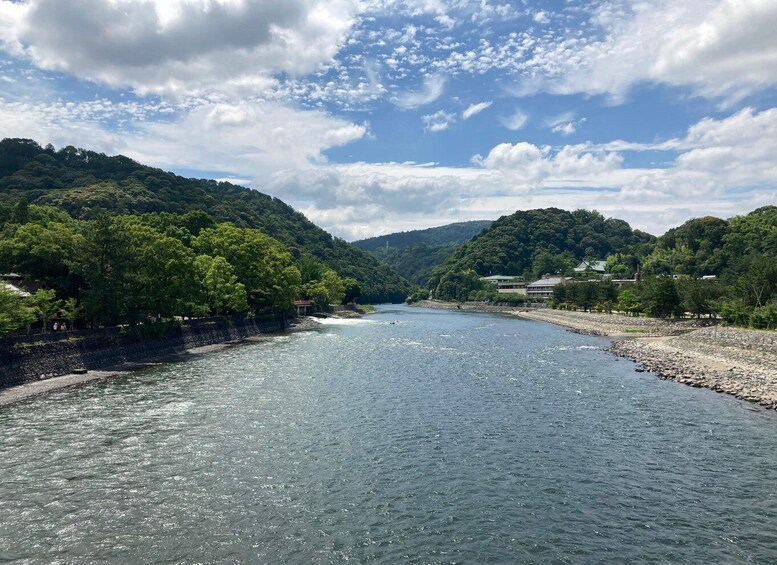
353,220 -> 492,251
0,138 -> 408,303
430,208 -> 655,285
353,220 -> 492,285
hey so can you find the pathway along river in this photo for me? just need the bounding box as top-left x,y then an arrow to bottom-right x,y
2,306 -> 777,563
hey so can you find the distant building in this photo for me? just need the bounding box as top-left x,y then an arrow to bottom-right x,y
293,300 -> 314,316
574,260 -> 607,274
527,275 -> 573,298
497,281 -> 527,295
481,275 -> 520,285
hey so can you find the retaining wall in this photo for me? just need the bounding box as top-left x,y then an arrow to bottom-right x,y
0,315 -> 284,390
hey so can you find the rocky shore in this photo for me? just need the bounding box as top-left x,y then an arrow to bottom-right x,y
610,328 -> 777,409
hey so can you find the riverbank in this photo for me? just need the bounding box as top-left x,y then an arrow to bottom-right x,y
512,310 -> 777,408
512,308 -> 710,337
0,316 -> 322,407
610,327 -> 777,409
412,301 -> 777,409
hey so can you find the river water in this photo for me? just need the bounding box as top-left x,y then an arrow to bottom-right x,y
2,306 -> 777,563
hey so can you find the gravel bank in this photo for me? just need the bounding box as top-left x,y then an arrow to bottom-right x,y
512,309 -> 710,337
610,327 -> 777,409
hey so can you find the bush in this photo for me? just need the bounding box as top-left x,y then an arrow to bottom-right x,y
750,304 -> 777,330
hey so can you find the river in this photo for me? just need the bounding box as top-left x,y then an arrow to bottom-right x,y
2,305 -> 777,563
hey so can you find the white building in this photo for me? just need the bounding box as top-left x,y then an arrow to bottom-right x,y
526,275 -> 573,298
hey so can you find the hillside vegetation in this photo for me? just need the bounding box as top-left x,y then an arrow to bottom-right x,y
430,208 -> 654,287
353,220 -> 492,286
0,138 -> 408,303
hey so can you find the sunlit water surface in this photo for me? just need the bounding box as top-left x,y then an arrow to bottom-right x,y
2,306 -> 777,563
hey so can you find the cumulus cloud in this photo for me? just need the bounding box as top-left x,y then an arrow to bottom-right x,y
422,109 -> 455,132
473,142 -> 623,182
0,0 -> 359,96
461,101 -> 492,119
617,107 -> 777,200
392,74 -> 446,108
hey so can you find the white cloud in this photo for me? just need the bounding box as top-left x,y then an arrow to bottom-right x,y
517,0 -> 777,102
422,109 -> 455,132
0,97 -> 368,175
0,0 -> 359,96
502,109 -> 528,130
533,11 -> 549,24
461,101 -> 492,119
545,112 -> 586,136
392,74 -> 446,108
474,142 -> 622,181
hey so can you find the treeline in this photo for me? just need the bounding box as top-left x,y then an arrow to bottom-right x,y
0,204 -> 360,335
0,138 -> 408,303
416,205 -> 777,330
552,270 -> 777,329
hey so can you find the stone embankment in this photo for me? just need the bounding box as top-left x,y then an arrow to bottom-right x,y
0,315 -> 323,406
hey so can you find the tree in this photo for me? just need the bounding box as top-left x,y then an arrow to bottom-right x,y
342,278 -> 362,304
27,289 -> 61,333
617,288 -> 642,316
195,255 -> 247,315
61,297 -> 82,329
304,269 -> 346,309
74,214 -> 132,325
0,285 -> 36,335
679,278 -> 722,318
194,224 -> 301,311
639,276 -> 681,318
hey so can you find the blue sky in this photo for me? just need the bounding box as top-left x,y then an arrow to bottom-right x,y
1,0 -> 776,239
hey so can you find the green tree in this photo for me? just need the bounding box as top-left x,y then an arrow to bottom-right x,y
195,255 -> 248,315
0,285 -> 36,335
639,276 -> 681,318
61,297 -> 82,329
27,289 -> 61,333
342,277 -> 362,304
679,278 -> 722,318
74,215 -> 132,325
194,224 -> 301,311
617,288 -> 642,315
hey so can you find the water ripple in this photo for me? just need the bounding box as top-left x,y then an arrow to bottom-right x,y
2,306 -> 777,563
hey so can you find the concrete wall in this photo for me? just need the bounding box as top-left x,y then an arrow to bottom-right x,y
0,315 -> 283,390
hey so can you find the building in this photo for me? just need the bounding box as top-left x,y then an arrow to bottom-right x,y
480,275 -> 527,295
481,275 -> 520,285
496,280 -> 527,295
526,275 -> 573,298
574,260 -> 607,274
293,300 -> 314,316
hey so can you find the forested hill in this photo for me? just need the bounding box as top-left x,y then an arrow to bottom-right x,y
642,207 -> 777,279
0,138 -> 408,302
352,220 -> 493,286
430,208 -> 655,286
353,220 -> 492,252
